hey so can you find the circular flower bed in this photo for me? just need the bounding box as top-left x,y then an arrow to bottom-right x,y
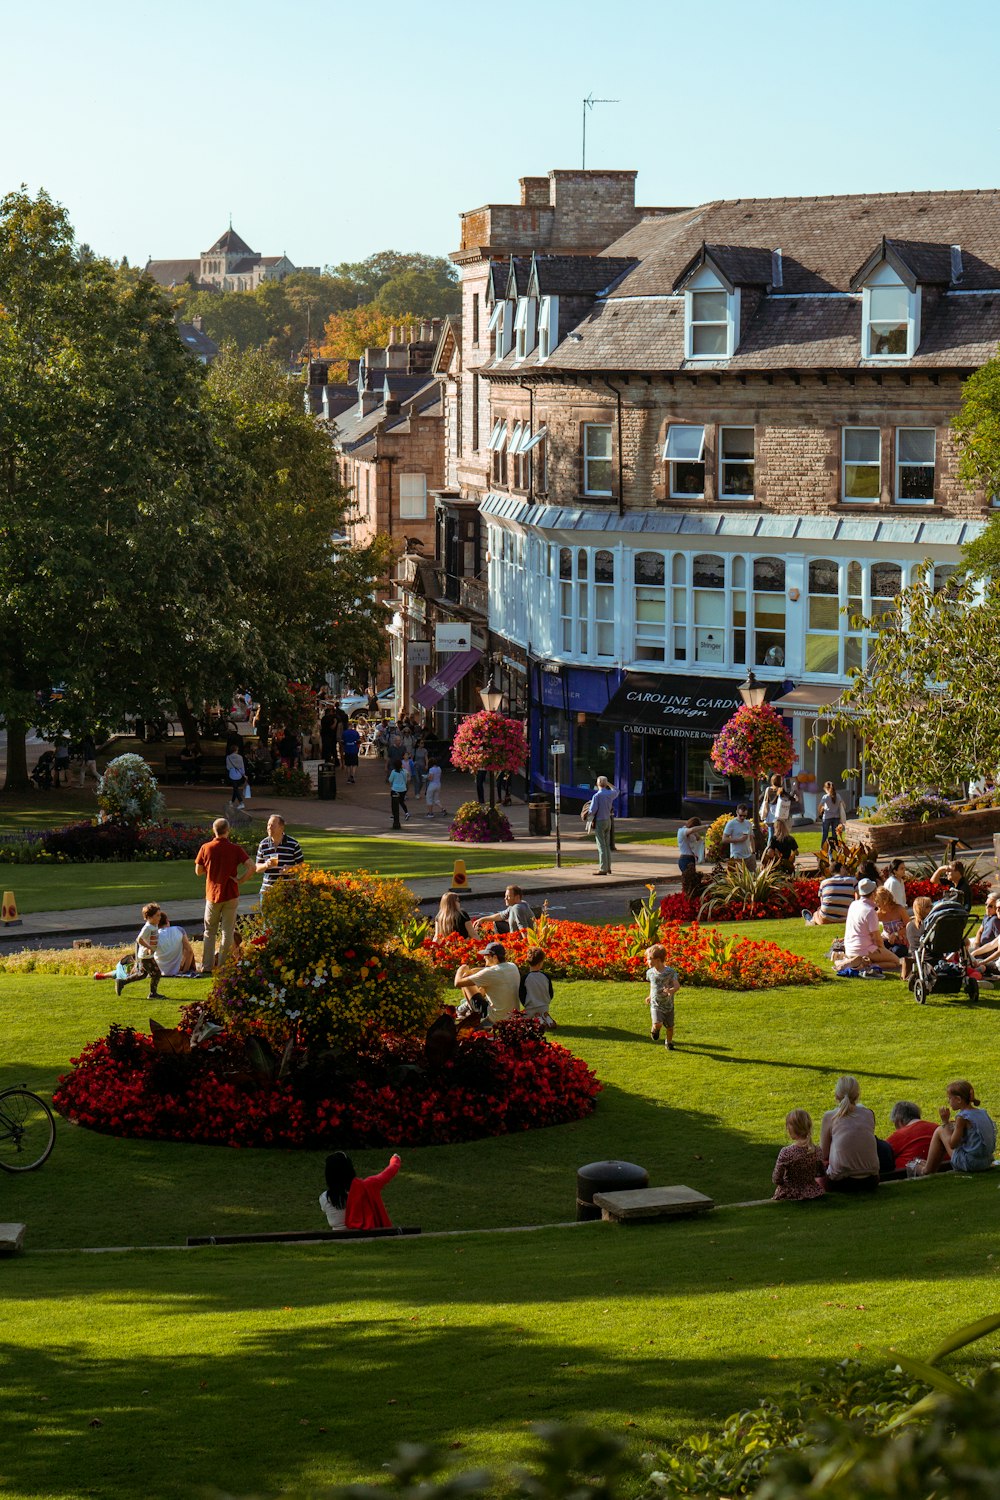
448,800 -> 514,843
53,1015 -> 600,1149
53,869 -> 602,1149
0,820 -> 255,865
425,920 -> 823,989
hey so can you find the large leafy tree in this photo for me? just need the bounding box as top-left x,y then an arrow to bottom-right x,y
833,571 -> 1000,797
0,188 -> 218,787
954,356 -> 1000,577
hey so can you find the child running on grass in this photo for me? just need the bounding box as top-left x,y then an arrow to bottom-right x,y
114,902 -> 164,998
771,1108 -> 826,1200
645,943 -> 681,1050
519,947 -> 556,1030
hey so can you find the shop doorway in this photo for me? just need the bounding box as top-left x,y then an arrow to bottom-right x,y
637,738 -> 683,817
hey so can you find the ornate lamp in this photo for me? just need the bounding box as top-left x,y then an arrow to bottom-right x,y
738,669 -> 767,708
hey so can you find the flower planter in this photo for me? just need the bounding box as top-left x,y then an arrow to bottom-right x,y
843,807 -> 1000,854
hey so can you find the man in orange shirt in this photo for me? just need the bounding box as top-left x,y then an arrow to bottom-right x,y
195,817 -> 254,974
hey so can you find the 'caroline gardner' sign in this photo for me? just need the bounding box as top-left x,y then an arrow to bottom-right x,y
601,673 -> 746,739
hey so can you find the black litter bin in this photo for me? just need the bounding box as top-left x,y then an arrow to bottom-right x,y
527,800 -> 552,837
317,763 -> 337,801
576,1159 -> 649,1221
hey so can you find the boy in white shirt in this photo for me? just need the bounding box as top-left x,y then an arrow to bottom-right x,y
116,902 -> 164,998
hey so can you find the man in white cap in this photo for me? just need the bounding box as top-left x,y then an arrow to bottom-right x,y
453,940 -> 522,1028
844,877 -> 901,971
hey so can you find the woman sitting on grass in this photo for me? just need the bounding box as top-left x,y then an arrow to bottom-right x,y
873,885 -> 909,958
761,818 -> 798,873
772,1109 -> 825,1200
320,1151 -> 402,1230
819,1075 -> 880,1193
433,891 -> 475,941
901,895 -> 933,984
916,1081 -> 997,1177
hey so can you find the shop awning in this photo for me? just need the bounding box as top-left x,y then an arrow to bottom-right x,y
770,684 -> 846,718
600,672 -> 749,741
414,648 -> 483,709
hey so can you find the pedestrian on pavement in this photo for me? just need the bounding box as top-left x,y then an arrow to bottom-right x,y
78,732 -> 99,788
475,768 -> 487,804
320,705 -> 338,764
412,739 -> 428,796
677,817 -> 705,875
424,761 -> 446,817
341,723 -> 361,783
388,759 -> 410,829
194,817 -> 254,974
585,775 -> 617,876
255,813 -> 304,895
225,738 -> 248,810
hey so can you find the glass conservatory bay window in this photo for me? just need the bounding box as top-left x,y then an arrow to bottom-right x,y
633,551 -> 666,662
693,552 -> 726,665
842,427 -> 881,502
752,556 -> 786,667
663,424 -> 706,498
895,428 -> 936,504
594,550 -> 615,658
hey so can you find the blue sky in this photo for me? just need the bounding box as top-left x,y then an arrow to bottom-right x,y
1,0 -> 997,268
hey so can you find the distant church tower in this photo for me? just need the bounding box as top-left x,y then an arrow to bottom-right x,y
199,227 -> 257,289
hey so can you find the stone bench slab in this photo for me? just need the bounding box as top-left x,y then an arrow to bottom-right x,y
0,1222 -> 26,1255
593,1186 -> 715,1223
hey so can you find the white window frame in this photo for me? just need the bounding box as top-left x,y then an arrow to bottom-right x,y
894,427 -> 936,505
486,300 -> 504,334
718,426 -> 755,501
398,473 -> 427,520
537,295 -> 559,360
663,424 -> 706,499
842,426 -> 882,504
583,423 -> 613,498
861,265 -> 920,360
513,297 -> 536,360
684,267 -> 738,360
487,418 -> 506,450
494,300 -> 513,360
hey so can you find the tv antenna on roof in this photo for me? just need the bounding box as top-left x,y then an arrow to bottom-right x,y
582,93 -> 619,170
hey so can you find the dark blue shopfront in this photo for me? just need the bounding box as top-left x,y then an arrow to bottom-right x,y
529,665 -> 750,818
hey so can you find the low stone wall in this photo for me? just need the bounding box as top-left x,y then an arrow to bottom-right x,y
843,807 -> 1000,855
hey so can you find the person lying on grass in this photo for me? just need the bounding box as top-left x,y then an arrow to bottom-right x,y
320,1151 -> 402,1231
772,1109 -> 825,1201
645,943 -> 681,1051
915,1080 -> 997,1177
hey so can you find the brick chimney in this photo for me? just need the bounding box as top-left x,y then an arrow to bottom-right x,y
520,176 -> 549,207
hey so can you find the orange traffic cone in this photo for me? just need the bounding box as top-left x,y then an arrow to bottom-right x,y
1,889 -> 22,926
450,859 -> 469,893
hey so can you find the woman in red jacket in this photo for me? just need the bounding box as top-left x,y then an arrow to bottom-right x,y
320,1151 -> 401,1230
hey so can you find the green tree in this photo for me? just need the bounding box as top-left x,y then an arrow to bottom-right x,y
832,570 -> 1000,798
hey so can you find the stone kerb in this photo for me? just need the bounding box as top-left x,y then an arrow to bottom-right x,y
843,806 -> 1000,854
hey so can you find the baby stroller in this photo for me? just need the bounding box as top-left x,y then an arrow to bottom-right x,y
911,898 -> 979,1005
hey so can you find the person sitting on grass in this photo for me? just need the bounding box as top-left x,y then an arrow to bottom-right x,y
645,943 -> 681,1051
841,878 -> 901,972
873,885 -> 909,957
882,858 -> 909,911
915,1080 -> 997,1177
901,895 -> 933,983
761,817 -> 798,872
970,892 -> 1000,967
433,891 -> 475,941
320,1151 -> 402,1231
475,885 -> 534,935
819,1075 -> 880,1193
519,947 -> 556,1030
803,861 -> 856,926
772,1109 -> 825,1200
931,860 -> 973,911
153,911 -> 197,977
453,941 -> 521,1030
884,1101 -> 937,1173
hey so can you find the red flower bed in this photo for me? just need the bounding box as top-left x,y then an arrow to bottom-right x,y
659,879 -> 988,924
424,920 -> 821,989
53,1016 -> 601,1150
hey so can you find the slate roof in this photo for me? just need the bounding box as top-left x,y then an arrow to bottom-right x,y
206,227 -> 255,255
530,254 -> 637,295
228,256 -> 263,274
144,258 -> 203,287
176,321 -> 219,360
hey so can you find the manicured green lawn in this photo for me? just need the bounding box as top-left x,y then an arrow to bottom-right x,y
1,917 -> 998,1498
1,832 -> 577,913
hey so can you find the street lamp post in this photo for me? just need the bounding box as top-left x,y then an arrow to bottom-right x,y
738,670 -> 768,851
478,666 -> 504,812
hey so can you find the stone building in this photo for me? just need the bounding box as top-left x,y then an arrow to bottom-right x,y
145,226 -> 312,293
475,189 -> 998,816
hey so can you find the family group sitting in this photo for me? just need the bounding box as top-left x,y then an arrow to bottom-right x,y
431,890 -> 556,1031
772,1075 -> 997,1199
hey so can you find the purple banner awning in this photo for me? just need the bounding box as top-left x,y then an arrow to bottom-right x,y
414,648 -> 483,709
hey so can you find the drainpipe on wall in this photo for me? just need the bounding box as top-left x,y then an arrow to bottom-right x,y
600,377 -> 625,519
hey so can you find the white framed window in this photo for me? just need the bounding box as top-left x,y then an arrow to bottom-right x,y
583,423 -> 613,497
842,427 -> 881,503
399,473 -> 427,519
492,300 -> 513,359
671,553 -> 688,662
895,427 -> 936,504
719,427 -> 755,499
491,424 -> 509,486
862,267 -> 919,359
684,268 -> 737,359
663,424 -> 705,498
513,298 -> 536,360
752,556 -> 786,667
693,552 -> 726,665
487,418 -> 506,450
594,549 -> 615,658
537,296 -> 559,359
633,551 -> 666,662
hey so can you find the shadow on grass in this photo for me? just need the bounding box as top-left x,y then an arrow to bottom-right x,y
677,1045 -> 915,1081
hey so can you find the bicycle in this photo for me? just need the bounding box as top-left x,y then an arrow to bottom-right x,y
0,1086 -> 56,1172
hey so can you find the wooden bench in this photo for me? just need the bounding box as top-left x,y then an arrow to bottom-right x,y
0,1222 -> 26,1255
187,1227 -> 421,1246
592,1186 -> 715,1223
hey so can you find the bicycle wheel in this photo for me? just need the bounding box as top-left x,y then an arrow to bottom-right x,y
0,1088 -> 56,1172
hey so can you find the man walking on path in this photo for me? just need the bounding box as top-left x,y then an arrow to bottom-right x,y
78,732 -> 99,788
195,817 -> 254,973
255,814 -> 304,895
587,775 -> 617,876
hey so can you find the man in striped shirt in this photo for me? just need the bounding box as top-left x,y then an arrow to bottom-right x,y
255,814 -> 304,894
804,862 -> 856,925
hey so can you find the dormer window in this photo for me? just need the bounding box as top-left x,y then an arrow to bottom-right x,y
513,298 -> 536,360
488,299 -> 513,360
684,268 -> 737,359
537,296 -> 559,359
861,266 -> 919,358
